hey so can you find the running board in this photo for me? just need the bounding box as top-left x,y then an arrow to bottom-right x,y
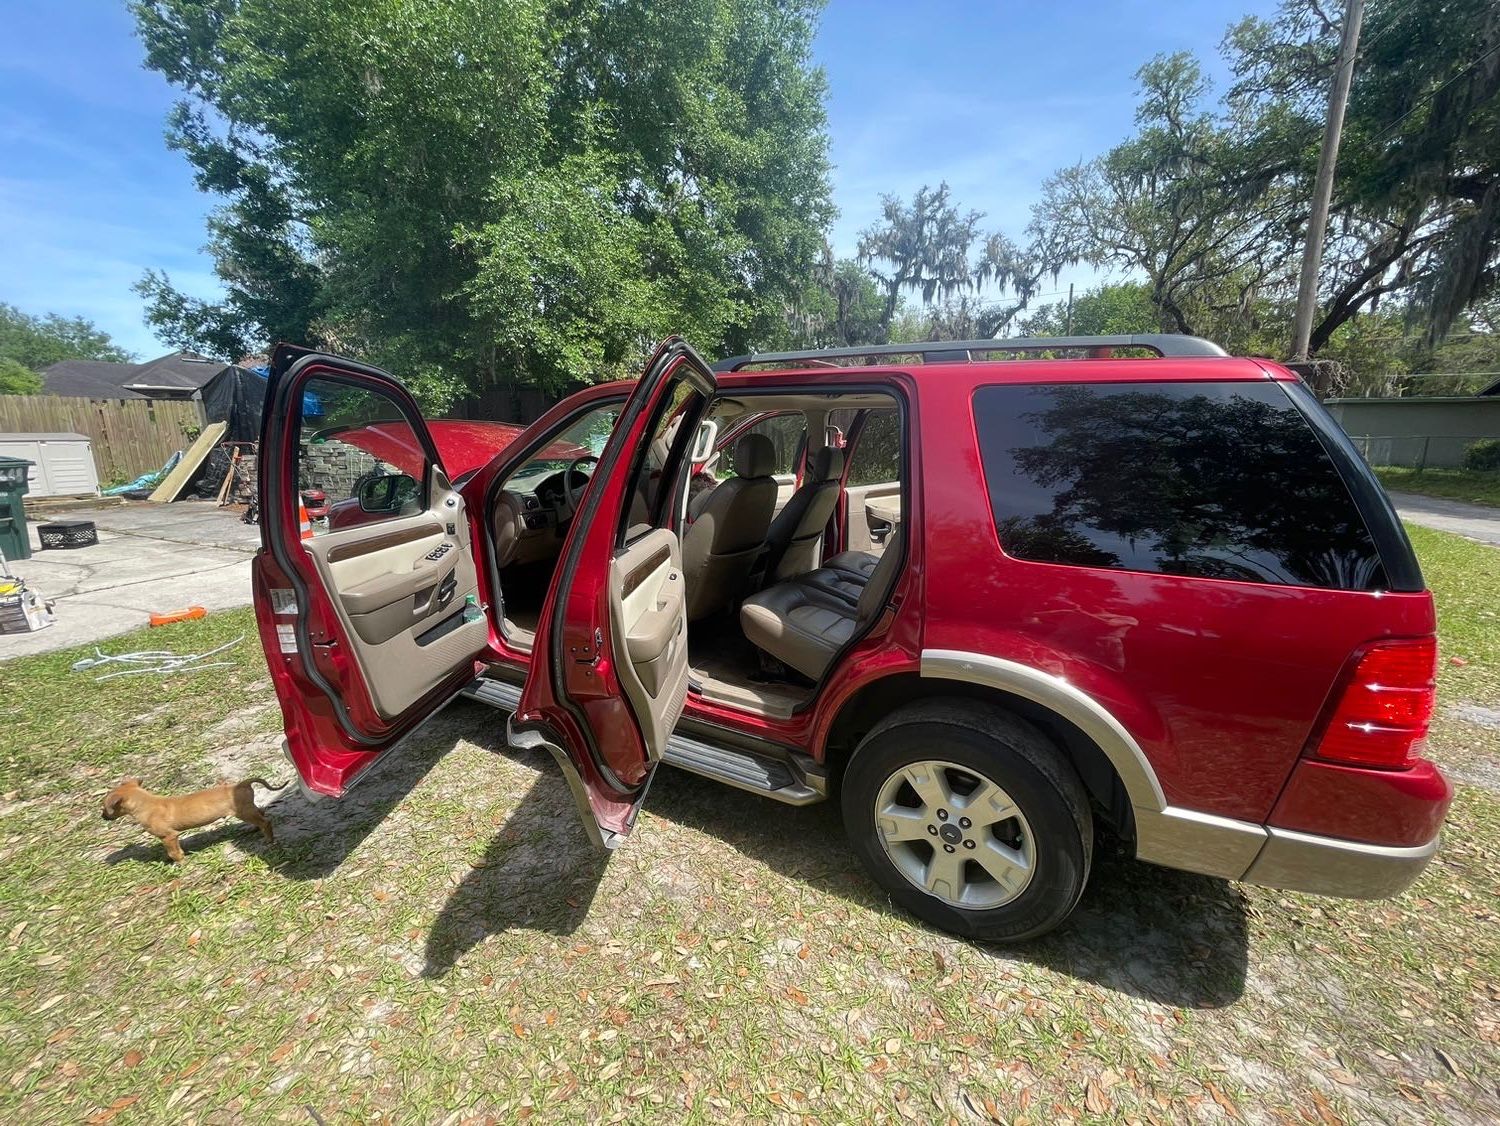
464,677 -> 824,806
661,734 -> 822,805
464,677 -> 522,712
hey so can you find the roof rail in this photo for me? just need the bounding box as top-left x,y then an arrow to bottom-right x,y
713,334 -> 1229,373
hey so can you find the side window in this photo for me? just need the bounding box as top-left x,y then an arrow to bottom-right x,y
972,381 -> 1387,591
845,409 -> 901,486
720,412 -> 806,479
297,378 -> 428,536
625,378 -> 704,543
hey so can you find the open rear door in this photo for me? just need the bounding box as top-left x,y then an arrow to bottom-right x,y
253,347 -> 491,797
510,338 -> 715,848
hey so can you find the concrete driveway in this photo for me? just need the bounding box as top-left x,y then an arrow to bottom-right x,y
0,501 -> 259,660
1389,491 -> 1500,548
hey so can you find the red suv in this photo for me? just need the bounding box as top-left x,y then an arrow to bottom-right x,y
254,334 -> 1451,941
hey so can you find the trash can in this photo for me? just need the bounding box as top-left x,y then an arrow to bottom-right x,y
0,455 -> 33,562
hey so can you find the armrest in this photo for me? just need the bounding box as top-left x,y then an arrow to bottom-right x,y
624,571 -> 684,663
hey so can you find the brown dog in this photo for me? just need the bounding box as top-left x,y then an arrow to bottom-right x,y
101,777 -> 285,862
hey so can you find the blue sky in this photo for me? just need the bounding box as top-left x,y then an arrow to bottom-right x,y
1,0 -> 1278,359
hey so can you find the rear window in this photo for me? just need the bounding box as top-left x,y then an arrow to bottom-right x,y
972,381 -> 1386,590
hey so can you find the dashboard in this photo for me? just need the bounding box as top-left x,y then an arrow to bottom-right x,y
491,464 -> 595,569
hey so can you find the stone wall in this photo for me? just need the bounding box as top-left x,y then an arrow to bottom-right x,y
297,440 -> 386,501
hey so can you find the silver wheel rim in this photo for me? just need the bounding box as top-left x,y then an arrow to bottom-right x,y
874,759 -> 1035,910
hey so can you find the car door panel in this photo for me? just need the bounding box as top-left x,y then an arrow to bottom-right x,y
609,528 -> 688,749
299,471 -> 486,718
513,337 -> 715,845
844,481 -> 901,552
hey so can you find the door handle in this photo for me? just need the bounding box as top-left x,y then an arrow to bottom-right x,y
436,573 -> 458,608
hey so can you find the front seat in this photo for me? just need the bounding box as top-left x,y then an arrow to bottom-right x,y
740,528 -> 903,680
681,433 -> 778,621
762,446 -> 845,582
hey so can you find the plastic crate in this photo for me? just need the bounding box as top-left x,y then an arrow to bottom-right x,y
38,520 -> 98,549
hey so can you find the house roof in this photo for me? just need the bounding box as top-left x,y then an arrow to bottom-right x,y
41,360 -> 147,399
41,351 -> 232,398
121,351 -> 232,393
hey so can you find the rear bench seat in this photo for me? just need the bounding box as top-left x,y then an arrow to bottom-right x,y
823,549 -> 881,582
740,530 -> 903,680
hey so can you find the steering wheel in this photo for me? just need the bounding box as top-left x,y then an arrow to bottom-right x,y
565,455 -> 598,512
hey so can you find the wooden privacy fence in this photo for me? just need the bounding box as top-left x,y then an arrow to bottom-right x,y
0,395 -> 206,485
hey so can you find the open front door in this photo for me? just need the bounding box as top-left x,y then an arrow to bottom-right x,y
253,347 -> 491,797
511,338 -> 716,848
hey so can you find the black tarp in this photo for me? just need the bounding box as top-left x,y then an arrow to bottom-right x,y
199,365 -> 269,443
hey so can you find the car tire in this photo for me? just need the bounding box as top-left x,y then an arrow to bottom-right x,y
841,698 -> 1093,943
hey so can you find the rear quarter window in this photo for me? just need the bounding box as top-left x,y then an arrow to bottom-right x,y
972,381 -> 1387,590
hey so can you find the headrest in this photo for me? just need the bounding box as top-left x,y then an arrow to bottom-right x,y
811,446 -> 845,481
734,433 -> 777,479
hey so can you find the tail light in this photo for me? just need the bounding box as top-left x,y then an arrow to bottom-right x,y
1312,638 -> 1437,769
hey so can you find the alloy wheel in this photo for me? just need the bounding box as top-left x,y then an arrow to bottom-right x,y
873,759 -> 1035,909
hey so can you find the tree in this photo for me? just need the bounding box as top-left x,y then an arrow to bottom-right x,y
1029,0 -> 1500,356
1032,54 -> 1298,343
0,302 -> 134,373
0,358 -> 42,395
1226,0 -> 1500,348
782,254 -> 888,347
857,184 -> 986,338
131,0 -> 832,403
856,183 -> 1058,341
1018,283 -> 1160,337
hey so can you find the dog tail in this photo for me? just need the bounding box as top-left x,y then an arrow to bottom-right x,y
245,777 -> 289,791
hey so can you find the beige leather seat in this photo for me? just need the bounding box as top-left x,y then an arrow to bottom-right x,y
762,447 -> 845,581
740,529 -> 903,680
681,433 -> 778,621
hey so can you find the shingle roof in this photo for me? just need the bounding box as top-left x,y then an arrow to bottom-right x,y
40,360 -> 147,399
41,351 -> 231,398
121,351 -> 231,393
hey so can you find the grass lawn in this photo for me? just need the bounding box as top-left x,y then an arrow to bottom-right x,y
1375,466 -> 1500,509
0,530 -> 1497,1123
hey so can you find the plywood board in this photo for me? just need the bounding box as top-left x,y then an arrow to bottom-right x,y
147,421 -> 227,503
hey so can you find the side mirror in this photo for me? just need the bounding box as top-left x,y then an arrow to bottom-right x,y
357,472 -> 418,514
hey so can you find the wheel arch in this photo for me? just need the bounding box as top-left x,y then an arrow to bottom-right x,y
822,651 -> 1169,842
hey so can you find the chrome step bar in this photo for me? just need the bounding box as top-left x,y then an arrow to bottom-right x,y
660,732 -> 822,805
463,677 -> 824,806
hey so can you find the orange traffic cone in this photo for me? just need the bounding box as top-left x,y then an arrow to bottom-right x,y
298,500 -> 314,541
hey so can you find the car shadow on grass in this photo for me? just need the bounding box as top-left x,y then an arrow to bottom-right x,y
641,762 -> 1250,1009
181,699 -> 1245,1004
419,739 -> 611,978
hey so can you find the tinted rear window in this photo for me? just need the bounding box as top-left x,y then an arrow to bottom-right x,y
972,381 -> 1386,590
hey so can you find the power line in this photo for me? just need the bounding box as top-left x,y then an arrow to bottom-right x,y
1368,40 -> 1500,146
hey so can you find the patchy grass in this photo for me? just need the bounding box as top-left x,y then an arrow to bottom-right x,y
0,538 -> 1497,1123
1377,467 -> 1500,509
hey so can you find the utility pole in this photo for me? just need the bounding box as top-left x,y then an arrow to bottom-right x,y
1065,283 -> 1075,335
1290,0 -> 1365,361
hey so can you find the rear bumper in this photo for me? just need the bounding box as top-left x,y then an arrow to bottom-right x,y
1240,827 -> 1440,898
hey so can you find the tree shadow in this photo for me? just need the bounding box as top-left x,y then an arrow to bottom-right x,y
639,763 -> 1250,1009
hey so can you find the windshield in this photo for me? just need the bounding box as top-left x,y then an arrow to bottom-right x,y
503,403 -> 621,492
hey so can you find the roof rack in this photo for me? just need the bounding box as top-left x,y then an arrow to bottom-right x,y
713,334 -> 1228,373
